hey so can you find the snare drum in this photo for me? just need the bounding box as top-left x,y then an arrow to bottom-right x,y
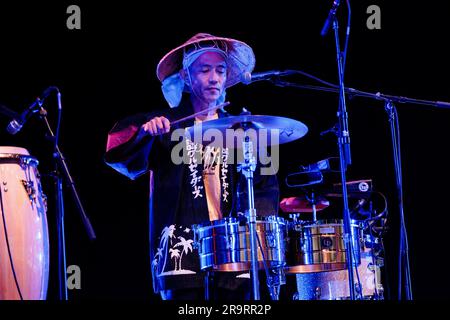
0,147 -> 49,300
193,215 -> 286,272
285,219 -> 362,273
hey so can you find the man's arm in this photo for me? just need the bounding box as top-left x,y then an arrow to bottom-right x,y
104,112 -> 170,180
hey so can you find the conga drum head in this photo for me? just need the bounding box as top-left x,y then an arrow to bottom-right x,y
0,146 -> 31,155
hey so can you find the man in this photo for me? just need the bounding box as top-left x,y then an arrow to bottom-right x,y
105,33 -> 279,300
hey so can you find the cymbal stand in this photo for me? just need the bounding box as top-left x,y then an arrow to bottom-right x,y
237,124 -> 260,300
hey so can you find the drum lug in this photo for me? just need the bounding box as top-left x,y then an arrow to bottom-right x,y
193,241 -> 200,251
42,193 -> 48,212
375,286 -> 385,300
226,235 -> 233,250
192,225 -> 200,251
266,234 -> 276,248
314,287 -> 322,300
354,282 -> 363,299
21,180 -> 36,203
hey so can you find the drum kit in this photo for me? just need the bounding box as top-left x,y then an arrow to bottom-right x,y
188,112 -> 386,300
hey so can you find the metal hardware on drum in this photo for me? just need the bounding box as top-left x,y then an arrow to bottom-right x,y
265,265 -> 286,301
324,179 -> 373,198
21,180 -> 37,203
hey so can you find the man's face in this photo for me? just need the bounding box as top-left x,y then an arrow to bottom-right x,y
187,51 -> 227,105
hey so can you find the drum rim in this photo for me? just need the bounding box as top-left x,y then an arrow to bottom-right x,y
0,153 -> 39,165
285,262 -> 347,274
193,215 -> 285,230
0,146 -> 31,155
298,219 -> 362,228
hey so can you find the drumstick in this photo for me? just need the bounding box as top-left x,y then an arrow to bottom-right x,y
171,101 -> 230,126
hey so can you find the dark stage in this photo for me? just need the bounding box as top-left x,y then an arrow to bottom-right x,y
1,1 -> 450,302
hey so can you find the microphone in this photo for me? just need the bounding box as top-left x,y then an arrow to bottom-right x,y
241,70 -> 294,85
321,0 -> 341,37
6,86 -> 59,135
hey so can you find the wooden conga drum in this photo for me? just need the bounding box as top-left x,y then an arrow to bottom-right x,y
0,146 -> 49,300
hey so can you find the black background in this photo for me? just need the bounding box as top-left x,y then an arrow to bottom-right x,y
1,1 -> 450,301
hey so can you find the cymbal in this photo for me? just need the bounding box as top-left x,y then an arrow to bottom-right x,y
280,196 -> 330,213
185,114 -> 308,148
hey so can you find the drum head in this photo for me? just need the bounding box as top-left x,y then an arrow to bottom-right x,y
0,146 -> 31,156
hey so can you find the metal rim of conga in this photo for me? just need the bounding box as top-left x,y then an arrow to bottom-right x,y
0,153 -> 39,166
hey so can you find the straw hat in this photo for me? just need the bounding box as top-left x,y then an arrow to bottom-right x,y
156,33 -> 255,88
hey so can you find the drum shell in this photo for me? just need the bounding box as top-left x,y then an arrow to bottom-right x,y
0,147 -> 49,300
193,216 -> 287,272
285,220 -> 362,273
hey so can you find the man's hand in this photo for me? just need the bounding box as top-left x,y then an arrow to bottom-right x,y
139,116 -> 171,137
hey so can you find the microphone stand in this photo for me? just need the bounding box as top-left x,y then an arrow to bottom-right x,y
321,0 -> 359,299
384,101 -> 413,300
331,17 -> 359,301
38,90 -> 96,300
271,80 -> 450,110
